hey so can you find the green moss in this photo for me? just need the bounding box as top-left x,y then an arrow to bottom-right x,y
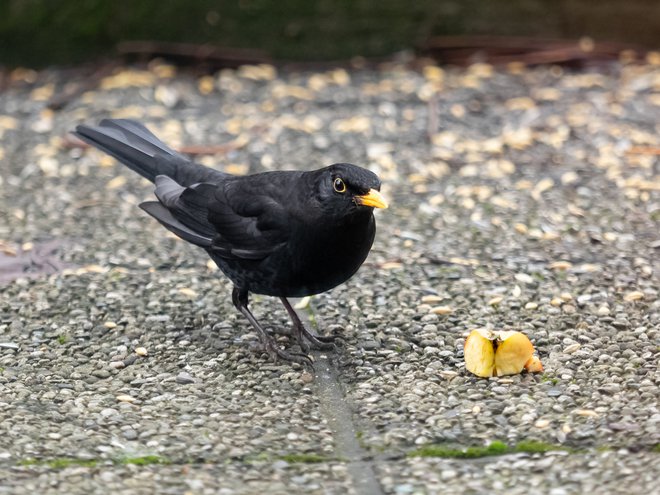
57,334 -> 68,345
409,440 -> 571,459
653,444 -> 660,453
117,455 -> 168,466
277,453 -> 328,464
540,375 -> 560,385
514,440 -> 563,454
409,441 -> 509,459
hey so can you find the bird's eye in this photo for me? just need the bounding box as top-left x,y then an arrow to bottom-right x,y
333,177 -> 347,193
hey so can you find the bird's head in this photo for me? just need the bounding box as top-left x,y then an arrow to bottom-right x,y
313,163 -> 388,219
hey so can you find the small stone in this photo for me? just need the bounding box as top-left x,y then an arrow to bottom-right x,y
116,394 -> 136,403
535,419 -> 551,428
550,297 -> 564,307
577,294 -> 592,304
123,354 -> 138,366
300,371 -> 314,383
123,429 -> 138,440
597,305 -> 611,316
547,388 -> 563,397
176,372 -> 195,384
103,321 -> 117,329
515,273 -> 534,284
362,340 -> 380,350
135,347 -> 148,356
441,469 -> 458,480
525,302 -> 538,310
563,343 -> 581,354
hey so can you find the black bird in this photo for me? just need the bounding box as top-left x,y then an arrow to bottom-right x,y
73,119 -> 387,366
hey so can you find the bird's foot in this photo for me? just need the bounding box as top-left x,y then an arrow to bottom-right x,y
233,288 -> 313,369
259,336 -> 314,368
296,325 -> 340,352
270,325 -> 339,352
280,297 -> 342,353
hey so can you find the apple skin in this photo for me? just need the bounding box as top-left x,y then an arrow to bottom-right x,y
524,355 -> 544,373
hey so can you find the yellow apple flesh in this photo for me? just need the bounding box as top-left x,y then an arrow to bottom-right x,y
494,332 -> 535,376
463,329 -> 543,378
464,329 -> 496,377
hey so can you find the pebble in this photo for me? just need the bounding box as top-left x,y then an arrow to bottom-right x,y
123,429 -> 138,440
176,372 -> 195,384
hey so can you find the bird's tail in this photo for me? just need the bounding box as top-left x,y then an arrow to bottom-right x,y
74,118 -> 228,186
74,119 -> 183,183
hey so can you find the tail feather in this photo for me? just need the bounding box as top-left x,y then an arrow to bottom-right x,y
99,119 -> 179,156
74,119 -> 226,185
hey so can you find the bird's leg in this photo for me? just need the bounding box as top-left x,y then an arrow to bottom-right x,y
232,287 -> 313,368
280,297 -> 338,351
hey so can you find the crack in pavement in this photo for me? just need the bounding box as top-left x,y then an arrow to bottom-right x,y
312,351 -> 384,495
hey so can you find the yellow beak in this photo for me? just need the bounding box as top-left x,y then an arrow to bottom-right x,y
355,188 -> 388,209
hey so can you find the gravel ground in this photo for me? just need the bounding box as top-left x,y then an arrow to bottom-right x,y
0,59 -> 659,494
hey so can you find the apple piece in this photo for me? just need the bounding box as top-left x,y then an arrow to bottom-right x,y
524,355 -> 544,373
464,329 -> 496,377
494,332 -> 535,376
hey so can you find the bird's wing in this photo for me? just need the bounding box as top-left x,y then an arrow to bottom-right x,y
137,175 -> 216,248
139,201 -> 213,247
144,175 -> 289,261
206,179 -> 290,261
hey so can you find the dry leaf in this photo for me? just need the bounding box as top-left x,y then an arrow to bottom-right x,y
623,291 -> 644,302
178,288 -> 197,298
430,306 -> 452,315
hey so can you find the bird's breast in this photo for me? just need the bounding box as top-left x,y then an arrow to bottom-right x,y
280,214 -> 376,296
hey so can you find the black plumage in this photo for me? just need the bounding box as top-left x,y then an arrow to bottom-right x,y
74,119 -> 387,366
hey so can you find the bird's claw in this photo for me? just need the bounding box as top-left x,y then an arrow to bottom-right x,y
262,340 -> 314,369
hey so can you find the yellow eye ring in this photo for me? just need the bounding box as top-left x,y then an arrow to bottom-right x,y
333,177 -> 347,193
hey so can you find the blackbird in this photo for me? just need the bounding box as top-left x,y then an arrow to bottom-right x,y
74,119 -> 387,366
